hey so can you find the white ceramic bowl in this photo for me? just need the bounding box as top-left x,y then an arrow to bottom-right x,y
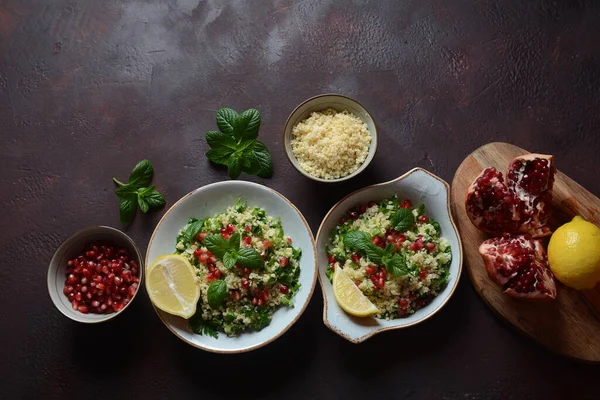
315,168 -> 463,343
47,226 -> 144,323
145,181 -> 317,353
283,94 -> 378,183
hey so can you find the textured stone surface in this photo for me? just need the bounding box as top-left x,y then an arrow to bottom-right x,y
1,0 -> 600,398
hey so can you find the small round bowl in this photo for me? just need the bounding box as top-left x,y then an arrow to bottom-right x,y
283,94 -> 378,183
146,181 -> 318,353
316,168 -> 463,342
47,226 -> 144,323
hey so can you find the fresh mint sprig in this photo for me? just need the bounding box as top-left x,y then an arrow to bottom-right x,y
343,231 -> 409,276
204,232 -> 264,270
113,160 -> 166,224
205,108 -> 273,179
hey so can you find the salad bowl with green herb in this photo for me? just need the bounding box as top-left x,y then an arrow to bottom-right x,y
145,181 -> 317,353
316,168 -> 463,343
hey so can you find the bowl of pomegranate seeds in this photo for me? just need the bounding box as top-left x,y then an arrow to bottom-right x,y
47,226 -> 143,323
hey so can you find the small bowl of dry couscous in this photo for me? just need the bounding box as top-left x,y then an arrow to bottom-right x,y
283,94 -> 378,182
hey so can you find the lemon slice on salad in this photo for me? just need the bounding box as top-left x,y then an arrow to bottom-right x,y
146,254 -> 200,319
333,267 -> 379,317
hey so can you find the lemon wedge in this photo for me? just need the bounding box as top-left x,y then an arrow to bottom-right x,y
146,254 -> 200,319
332,267 -> 379,317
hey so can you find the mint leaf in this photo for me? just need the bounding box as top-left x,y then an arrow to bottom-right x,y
249,140 -> 273,178
237,247 -> 264,269
229,232 -> 241,251
206,131 -> 237,149
143,190 -> 166,211
204,234 -> 231,259
343,231 -> 383,263
127,159 -> 153,188
119,196 -> 137,224
228,155 -> 242,179
223,251 -> 237,269
416,204 -> 425,216
137,196 -> 149,213
207,280 -> 227,308
115,183 -> 137,197
343,231 -> 372,249
386,254 -> 409,276
216,108 -> 238,135
391,208 -> 415,232
184,219 -> 204,241
235,109 -> 260,141
206,146 -> 235,165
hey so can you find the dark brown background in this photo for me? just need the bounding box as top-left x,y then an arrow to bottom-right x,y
1,0 -> 600,398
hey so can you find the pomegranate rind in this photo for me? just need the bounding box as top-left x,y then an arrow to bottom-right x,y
478,235 -> 556,300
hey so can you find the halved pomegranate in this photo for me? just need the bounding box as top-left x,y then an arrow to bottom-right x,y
465,154 -> 555,238
478,235 -> 556,299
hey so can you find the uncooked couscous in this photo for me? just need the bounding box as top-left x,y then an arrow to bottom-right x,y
175,198 -> 302,337
290,108 -> 371,179
326,196 -> 452,318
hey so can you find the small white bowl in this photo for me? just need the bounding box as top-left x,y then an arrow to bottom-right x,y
283,94 -> 378,183
315,168 -> 463,343
47,226 -> 144,323
145,181 -> 318,353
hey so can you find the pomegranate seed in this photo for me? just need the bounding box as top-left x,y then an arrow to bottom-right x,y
96,283 -> 105,291
128,285 -> 137,297
280,257 -> 289,267
340,217 -> 349,224
252,297 -> 258,305
244,225 -> 251,232
425,242 -> 436,252
398,308 -> 407,316
244,268 -> 251,276
386,234 -> 395,242
418,215 -> 429,223
78,305 -> 89,313
378,277 -> 385,288
371,236 -> 385,248
261,290 -> 269,301
114,276 -> 123,286
348,210 -> 359,219
399,298 -> 409,308
280,285 -> 289,294
206,273 -> 215,281
260,251 -> 267,259
86,251 -> 96,259
75,292 -> 82,301
194,249 -> 203,258
231,291 -> 241,301
242,236 -> 252,246
63,285 -> 74,295
72,301 -> 79,310
81,286 -> 88,293
67,292 -> 75,301
257,298 -> 265,307
359,204 -> 367,214
241,278 -> 250,288
328,255 -> 336,264
199,253 -> 209,263
263,240 -> 272,249
208,256 -> 217,264
400,199 -> 412,209
287,237 -> 292,244
221,232 -> 231,240
396,234 -> 407,244
226,223 -> 236,233
213,269 -> 222,279
419,269 -> 428,279
366,266 -> 376,275
351,254 -> 361,264
196,232 -> 207,241
113,303 -> 124,311
86,292 -> 92,300
67,274 -> 77,284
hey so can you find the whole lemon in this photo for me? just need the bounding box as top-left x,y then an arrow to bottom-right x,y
548,216 -> 600,290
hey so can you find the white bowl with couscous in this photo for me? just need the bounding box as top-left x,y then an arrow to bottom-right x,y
146,181 -> 318,353
315,168 -> 463,343
283,94 -> 378,182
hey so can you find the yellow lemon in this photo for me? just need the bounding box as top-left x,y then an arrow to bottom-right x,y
332,267 -> 379,317
146,254 -> 200,318
548,216 -> 600,290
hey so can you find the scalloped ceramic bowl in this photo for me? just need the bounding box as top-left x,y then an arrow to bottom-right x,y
145,181 -> 317,353
316,168 -> 463,343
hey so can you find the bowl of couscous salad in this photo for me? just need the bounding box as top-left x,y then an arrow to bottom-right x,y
145,181 -> 317,353
316,168 -> 463,343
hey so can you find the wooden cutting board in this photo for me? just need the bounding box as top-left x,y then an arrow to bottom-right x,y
451,142 -> 600,362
